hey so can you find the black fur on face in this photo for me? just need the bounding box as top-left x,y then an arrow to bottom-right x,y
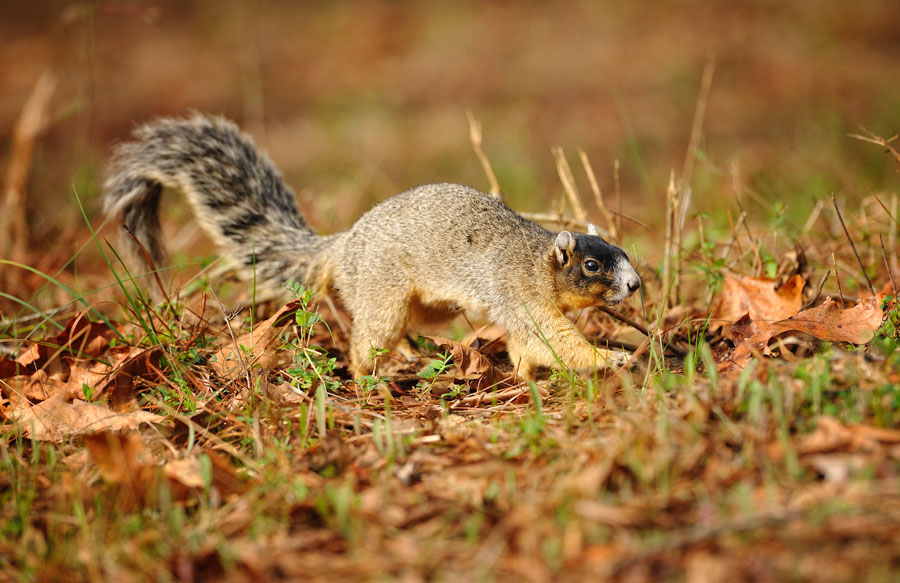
553,232 -> 633,308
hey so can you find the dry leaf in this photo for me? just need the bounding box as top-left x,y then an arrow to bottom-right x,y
6,393 -> 162,441
0,357 -> 19,378
721,296 -> 885,371
85,431 -> 163,509
712,273 -> 805,333
2,370 -> 63,403
17,315 -> 118,370
769,416 -> 899,461
85,431 -> 152,484
424,335 -> 493,382
211,300 -> 301,377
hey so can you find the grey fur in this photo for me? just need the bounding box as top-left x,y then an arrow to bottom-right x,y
103,114 -> 641,378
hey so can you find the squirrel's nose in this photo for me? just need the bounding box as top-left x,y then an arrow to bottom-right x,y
627,278 -> 641,293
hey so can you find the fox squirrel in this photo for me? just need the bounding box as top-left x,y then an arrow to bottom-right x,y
104,114 -> 641,379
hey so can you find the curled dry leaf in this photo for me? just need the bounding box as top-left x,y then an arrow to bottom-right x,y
711,273 -> 805,334
460,324 -> 508,357
721,296 -> 885,372
0,356 -> 19,378
6,392 -> 162,442
211,300 -> 301,378
17,315 -> 118,370
424,335 -> 493,382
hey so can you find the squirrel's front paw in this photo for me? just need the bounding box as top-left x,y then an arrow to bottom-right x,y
601,350 -> 630,369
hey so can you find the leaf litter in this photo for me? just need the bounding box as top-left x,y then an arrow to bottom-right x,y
2,187 -> 900,582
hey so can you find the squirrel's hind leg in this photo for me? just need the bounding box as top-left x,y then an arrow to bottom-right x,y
347,291 -> 413,378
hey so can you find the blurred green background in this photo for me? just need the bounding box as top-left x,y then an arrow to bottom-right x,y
2,0 -> 899,269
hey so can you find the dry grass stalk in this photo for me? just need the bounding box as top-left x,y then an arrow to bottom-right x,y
879,234 -> 896,296
467,111 -> 502,198
613,158 -> 622,240
831,194 -> 876,297
662,170 -> 678,307
578,149 -> 618,242
848,129 -> 900,169
1,71 -> 57,263
832,252 -> 845,308
672,55 -> 716,304
552,147 -> 588,222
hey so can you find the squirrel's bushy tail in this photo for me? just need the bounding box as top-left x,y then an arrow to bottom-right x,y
103,114 -> 331,288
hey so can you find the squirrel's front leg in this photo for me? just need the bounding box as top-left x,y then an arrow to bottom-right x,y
507,313 -> 628,379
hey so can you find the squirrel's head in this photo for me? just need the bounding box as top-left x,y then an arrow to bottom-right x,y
551,224 -> 641,310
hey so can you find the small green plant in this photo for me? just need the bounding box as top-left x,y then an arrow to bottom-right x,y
416,351 -> 453,393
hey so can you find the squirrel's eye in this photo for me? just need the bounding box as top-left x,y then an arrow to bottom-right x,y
584,259 -> 600,273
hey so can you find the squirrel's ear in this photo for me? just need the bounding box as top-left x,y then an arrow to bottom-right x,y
554,231 -> 576,265
587,223 -> 600,237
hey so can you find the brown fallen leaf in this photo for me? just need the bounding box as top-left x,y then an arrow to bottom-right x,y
85,431 -> 163,509
1,370 -> 63,404
460,324 -> 508,357
17,314 -> 118,370
424,335 -> 493,384
96,346 -> 164,411
768,416 -> 899,461
211,300 -> 301,378
85,431 -> 153,485
5,392 -> 162,441
711,273 -> 805,334
0,356 -> 19,378
721,296 -> 885,372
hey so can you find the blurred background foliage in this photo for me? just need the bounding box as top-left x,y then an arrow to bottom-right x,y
1,0 -> 899,265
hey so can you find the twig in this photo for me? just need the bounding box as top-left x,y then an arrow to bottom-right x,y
801,270 -> 831,311
597,306 -> 688,356
1,71 -> 57,262
880,234 -> 896,297
552,147 -> 588,222
662,170 -> 678,307
467,111 -> 501,198
869,189 -> 899,228
832,253 -> 845,309
121,226 -> 172,306
681,56 -> 715,191
849,128 -> 900,170
578,149 -> 618,242
831,193 -> 876,297
613,159 -> 622,244
597,306 -> 649,337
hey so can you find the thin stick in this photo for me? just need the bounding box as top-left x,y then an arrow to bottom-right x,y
1,71 -> 57,262
661,170 -> 678,307
552,147 -> 588,222
801,270 -> 831,311
467,111 -> 501,198
681,54 -> 716,205
831,193 -> 876,297
597,305 -> 649,337
848,129 -> 900,166
832,253 -> 845,308
880,234 -> 897,297
122,225 -> 172,306
869,189 -> 899,228
578,149 -> 618,242
614,158 -> 622,239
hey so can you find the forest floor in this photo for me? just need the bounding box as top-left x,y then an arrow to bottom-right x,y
2,2 -> 900,582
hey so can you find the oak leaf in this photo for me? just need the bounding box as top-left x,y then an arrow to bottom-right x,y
712,273 -> 805,334
6,392 -> 162,441
721,296 -> 884,372
211,300 -> 301,378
